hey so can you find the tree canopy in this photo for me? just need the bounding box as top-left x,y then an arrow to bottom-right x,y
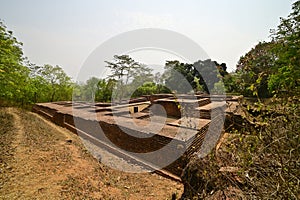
2,0 -> 299,106
229,0 -> 300,97
164,59 -> 228,94
0,21 -> 74,106
0,21 -> 29,104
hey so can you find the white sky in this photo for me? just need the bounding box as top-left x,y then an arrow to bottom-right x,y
0,0 -> 293,81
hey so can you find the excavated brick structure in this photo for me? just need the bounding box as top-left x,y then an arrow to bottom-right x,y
32,94 -> 242,178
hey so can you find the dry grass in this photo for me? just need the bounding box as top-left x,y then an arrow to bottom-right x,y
180,98 -> 300,199
0,107 -> 183,199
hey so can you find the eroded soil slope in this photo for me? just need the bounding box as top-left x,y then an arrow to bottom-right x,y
0,107 -> 183,199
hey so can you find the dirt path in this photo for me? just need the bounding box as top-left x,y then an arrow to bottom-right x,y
2,108 -> 66,199
8,108 -> 24,153
0,108 -> 183,199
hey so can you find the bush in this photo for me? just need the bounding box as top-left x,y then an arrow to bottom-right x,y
181,97 -> 300,199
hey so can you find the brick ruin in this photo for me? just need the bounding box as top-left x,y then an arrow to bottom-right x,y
32,94 -> 242,179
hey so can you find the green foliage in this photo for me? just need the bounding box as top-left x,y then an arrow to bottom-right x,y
74,55 -> 173,103
83,77 -> 101,101
236,42 -> 275,97
234,1 -> 300,97
105,55 -> 140,82
132,82 -> 156,97
164,59 -> 227,94
72,77 -> 115,102
105,55 -> 154,101
223,73 -> 240,93
132,81 -> 171,97
0,21 -> 30,105
268,65 -> 298,93
268,0 -> 300,95
0,21 -> 73,106
164,61 -> 198,93
211,80 -> 225,94
31,64 -> 73,102
95,78 -> 116,102
194,59 -> 225,93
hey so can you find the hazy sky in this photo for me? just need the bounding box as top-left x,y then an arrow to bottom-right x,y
0,0 -> 293,81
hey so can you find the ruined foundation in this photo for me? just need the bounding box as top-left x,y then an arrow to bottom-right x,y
32,94 -> 242,178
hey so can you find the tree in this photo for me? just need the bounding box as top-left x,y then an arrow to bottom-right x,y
82,77 -> 101,101
78,77 -> 116,102
29,75 -> 50,103
105,55 -> 140,84
164,59 -> 227,94
131,81 -> 171,97
223,73 -> 240,94
132,82 -> 157,97
0,21 -> 30,104
34,64 -> 73,102
105,55 -> 153,102
235,1 -> 300,97
0,21 -> 74,105
96,78 -> 116,102
268,0 -> 300,95
164,61 -> 196,93
193,59 -> 223,94
236,42 -> 275,97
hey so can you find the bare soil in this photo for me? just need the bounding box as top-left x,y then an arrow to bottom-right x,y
0,107 -> 183,199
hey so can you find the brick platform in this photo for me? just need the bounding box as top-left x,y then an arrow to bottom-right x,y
32,94 -> 242,177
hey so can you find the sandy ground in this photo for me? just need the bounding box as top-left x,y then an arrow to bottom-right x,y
0,107 -> 183,199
